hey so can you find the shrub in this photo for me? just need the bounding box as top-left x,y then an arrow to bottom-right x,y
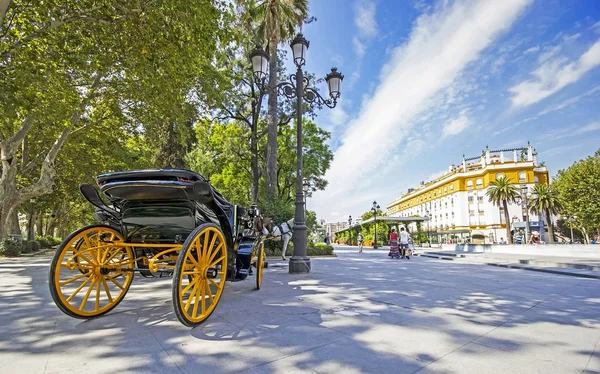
0,239 -> 22,257
44,236 -> 61,246
22,240 -> 41,253
35,236 -> 50,248
263,241 -> 334,257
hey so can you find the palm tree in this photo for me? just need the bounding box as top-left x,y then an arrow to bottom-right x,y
252,0 -> 309,199
528,184 -> 563,244
486,177 -> 520,243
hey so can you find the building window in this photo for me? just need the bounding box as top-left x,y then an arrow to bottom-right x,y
496,172 -> 504,180
518,171 -> 527,182
476,178 -> 483,188
444,187 -> 447,193
534,176 -> 539,184
467,180 -> 473,189
438,188 -> 442,195
468,196 -> 474,203
451,198 -> 454,207
450,184 -> 454,191
477,196 -> 484,203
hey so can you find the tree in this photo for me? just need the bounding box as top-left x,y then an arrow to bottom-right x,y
250,0 -> 309,199
275,119 -> 333,202
527,184 -> 562,243
0,1 -> 234,238
552,150 -> 600,243
486,177 -> 520,244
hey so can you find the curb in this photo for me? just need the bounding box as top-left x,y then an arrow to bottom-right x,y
416,253 -> 600,280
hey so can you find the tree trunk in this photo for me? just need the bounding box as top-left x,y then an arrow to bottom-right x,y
265,43 -> 278,199
545,209 -> 554,244
503,200 -> 512,244
26,209 -> 35,240
36,212 -> 43,237
0,0 -> 12,27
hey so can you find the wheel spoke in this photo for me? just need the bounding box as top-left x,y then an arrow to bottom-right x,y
95,275 -> 101,311
184,280 -> 200,313
203,231 -> 218,266
208,277 -> 223,291
106,274 -> 125,291
207,255 -> 225,269
200,280 -> 206,315
66,276 -> 94,302
185,250 -> 199,267
101,277 -> 113,303
59,272 -> 90,286
206,243 -> 223,267
192,280 -> 202,318
79,277 -> 97,311
205,280 -> 214,303
181,276 -> 199,295
196,235 -> 203,265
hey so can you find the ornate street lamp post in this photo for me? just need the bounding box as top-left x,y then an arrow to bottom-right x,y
425,210 -> 431,247
250,35 -> 344,274
371,201 -> 380,249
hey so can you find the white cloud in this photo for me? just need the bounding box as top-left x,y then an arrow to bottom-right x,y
352,37 -> 366,58
538,86 -> 600,115
524,45 -> 540,54
442,114 -> 471,138
312,0 -> 532,222
509,40 -> 600,108
575,121 -> 600,134
354,0 -> 378,39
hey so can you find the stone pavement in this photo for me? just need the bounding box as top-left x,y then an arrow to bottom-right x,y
417,250 -> 600,279
0,247 -> 599,374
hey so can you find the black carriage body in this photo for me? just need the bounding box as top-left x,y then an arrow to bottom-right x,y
81,169 -> 253,280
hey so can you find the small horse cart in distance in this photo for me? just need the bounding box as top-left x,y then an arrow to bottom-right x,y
48,169 -> 265,327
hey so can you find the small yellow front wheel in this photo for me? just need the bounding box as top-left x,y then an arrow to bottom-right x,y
255,242 -> 265,290
172,223 -> 228,327
49,225 -> 134,319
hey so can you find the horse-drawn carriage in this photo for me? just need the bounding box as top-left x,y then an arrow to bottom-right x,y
48,169 -> 265,327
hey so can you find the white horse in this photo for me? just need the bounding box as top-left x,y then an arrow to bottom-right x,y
261,217 -> 294,260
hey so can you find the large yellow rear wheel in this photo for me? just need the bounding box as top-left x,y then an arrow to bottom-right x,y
172,223 -> 227,327
255,242 -> 265,290
49,225 -> 134,318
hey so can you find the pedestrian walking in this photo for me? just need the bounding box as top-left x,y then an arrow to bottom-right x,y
388,229 -> 400,259
357,233 -> 364,252
399,227 -> 410,259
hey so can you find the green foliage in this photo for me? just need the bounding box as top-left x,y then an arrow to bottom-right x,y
487,176 -> 520,243
528,184 -> 562,243
263,240 -> 334,257
35,236 -> 50,249
552,150 -> 600,242
0,239 -> 22,257
22,240 -> 41,253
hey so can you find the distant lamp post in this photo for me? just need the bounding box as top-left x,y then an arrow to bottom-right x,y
348,215 -> 353,245
250,34 -> 344,274
566,215 -> 578,244
371,201 -> 381,249
425,210 -> 431,246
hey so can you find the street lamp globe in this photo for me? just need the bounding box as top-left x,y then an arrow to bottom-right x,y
250,45 -> 269,83
325,67 -> 344,100
348,215 -> 352,226
290,33 -> 310,67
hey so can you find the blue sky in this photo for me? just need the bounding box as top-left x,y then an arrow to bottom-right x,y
292,0 -> 600,223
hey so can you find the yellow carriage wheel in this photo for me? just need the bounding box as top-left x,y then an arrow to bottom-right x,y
49,225 -> 134,319
255,242 -> 265,290
172,223 -> 228,327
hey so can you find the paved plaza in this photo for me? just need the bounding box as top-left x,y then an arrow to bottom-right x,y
1,247 -> 599,374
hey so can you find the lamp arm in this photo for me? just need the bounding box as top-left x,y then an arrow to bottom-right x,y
303,87 -> 338,108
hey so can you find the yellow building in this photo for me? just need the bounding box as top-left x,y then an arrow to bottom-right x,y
386,144 -> 549,244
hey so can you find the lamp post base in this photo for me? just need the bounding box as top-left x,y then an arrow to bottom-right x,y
289,256 -> 311,274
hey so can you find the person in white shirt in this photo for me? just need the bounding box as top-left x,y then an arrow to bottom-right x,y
357,233 -> 364,253
399,227 -> 410,259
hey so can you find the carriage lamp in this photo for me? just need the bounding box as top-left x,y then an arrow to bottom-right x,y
249,34 -> 345,274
